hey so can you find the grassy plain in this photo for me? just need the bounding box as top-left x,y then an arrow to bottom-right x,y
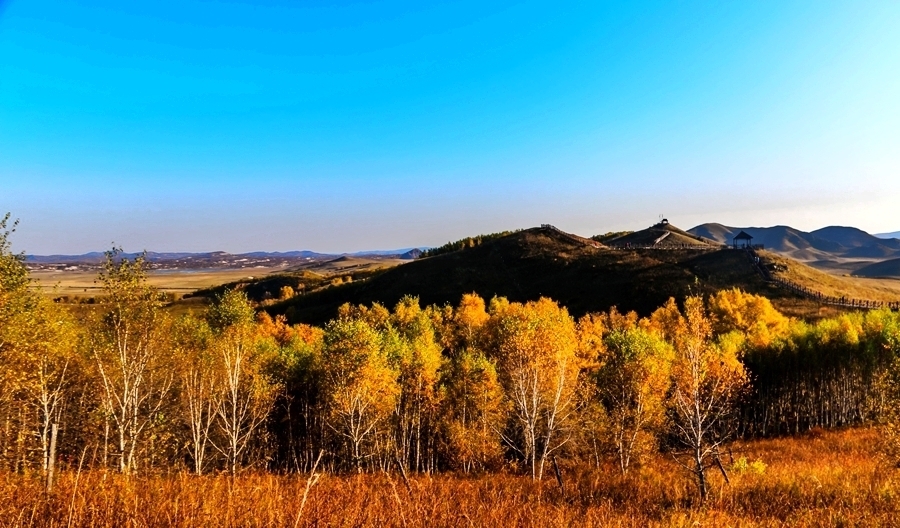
29,257 -> 407,300
29,268 -> 283,298
3,427 -> 895,527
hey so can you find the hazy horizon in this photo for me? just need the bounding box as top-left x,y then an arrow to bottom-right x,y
12,222 -> 900,257
3,1 -> 899,254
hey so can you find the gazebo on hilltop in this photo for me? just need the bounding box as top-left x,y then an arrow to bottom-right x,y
732,231 -> 754,249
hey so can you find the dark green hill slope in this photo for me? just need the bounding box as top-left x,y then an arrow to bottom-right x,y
268,226 -> 783,325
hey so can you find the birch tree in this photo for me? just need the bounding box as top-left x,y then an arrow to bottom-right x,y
0,214 -> 30,469
321,317 -> 398,470
596,327 -> 672,473
389,297 -> 443,472
22,298 -> 79,487
208,290 -> 278,475
491,298 -> 581,480
440,348 -> 506,472
653,296 -> 747,500
173,315 -> 219,474
91,248 -> 174,473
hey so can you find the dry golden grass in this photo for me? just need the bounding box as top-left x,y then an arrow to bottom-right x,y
763,251 -> 900,303
30,268 -> 287,298
3,427 -> 898,527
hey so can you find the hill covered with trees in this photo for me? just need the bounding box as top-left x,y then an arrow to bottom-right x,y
267,226 -> 784,325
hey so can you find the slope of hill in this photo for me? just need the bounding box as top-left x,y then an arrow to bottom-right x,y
760,251 -> 900,299
852,258 -> 900,279
606,221 -> 720,248
267,225 -> 796,325
877,231 -> 900,240
810,226 -> 900,249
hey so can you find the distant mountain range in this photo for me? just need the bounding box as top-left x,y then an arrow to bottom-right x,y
24,224 -> 900,279
26,250 -> 322,264
688,224 -> 900,277
25,248 -> 428,269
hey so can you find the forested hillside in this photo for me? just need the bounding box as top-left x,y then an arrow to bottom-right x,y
269,226 -> 785,325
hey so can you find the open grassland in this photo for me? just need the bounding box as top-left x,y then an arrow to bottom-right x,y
3,427 -> 897,527
29,268 -> 287,298
30,257 -> 407,301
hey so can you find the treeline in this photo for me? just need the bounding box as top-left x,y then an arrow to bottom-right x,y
3,216 -> 900,499
419,230 -> 519,258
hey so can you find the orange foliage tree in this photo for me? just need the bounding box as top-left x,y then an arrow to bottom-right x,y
652,296 -> 748,500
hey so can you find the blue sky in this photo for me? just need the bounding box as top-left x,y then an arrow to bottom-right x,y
2,1 -> 899,253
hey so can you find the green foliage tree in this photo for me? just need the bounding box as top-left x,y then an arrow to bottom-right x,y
596,327 -> 673,474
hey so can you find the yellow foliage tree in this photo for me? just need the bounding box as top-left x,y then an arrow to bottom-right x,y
208,290 -> 279,475
440,348 -> 507,472
91,248 -> 174,473
490,297 -> 581,480
172,314 -> 218,474
708,288 -> 790,348
321,317 -> 398,470
388,296 -> 444,472
453,293 -> 490,350
655,296 -> 748,500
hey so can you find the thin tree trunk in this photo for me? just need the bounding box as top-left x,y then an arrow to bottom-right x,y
46,423 -> 58,491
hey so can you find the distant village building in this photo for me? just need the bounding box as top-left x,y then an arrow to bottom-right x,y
732,231 -> 754,249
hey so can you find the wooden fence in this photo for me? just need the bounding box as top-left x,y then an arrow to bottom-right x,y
745,248 -> 900,311
540,224 -> 603,249
607,243 -> 716,250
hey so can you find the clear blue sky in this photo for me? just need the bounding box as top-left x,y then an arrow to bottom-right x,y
2,1 -> 899,254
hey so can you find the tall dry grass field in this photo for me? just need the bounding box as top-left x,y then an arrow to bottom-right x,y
3,427 -> 897,527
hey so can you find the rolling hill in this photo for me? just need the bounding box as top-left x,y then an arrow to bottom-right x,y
605,221 -> 720,248
853,258 -> 900,279
267,224 -> 810,325
688,223 -> 900,276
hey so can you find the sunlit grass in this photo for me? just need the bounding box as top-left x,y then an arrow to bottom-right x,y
3,427 -> 897,527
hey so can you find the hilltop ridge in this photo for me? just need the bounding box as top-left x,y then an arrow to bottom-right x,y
606,220 -> 721,248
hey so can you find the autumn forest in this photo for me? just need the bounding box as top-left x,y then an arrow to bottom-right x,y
4,215 -> 900,526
